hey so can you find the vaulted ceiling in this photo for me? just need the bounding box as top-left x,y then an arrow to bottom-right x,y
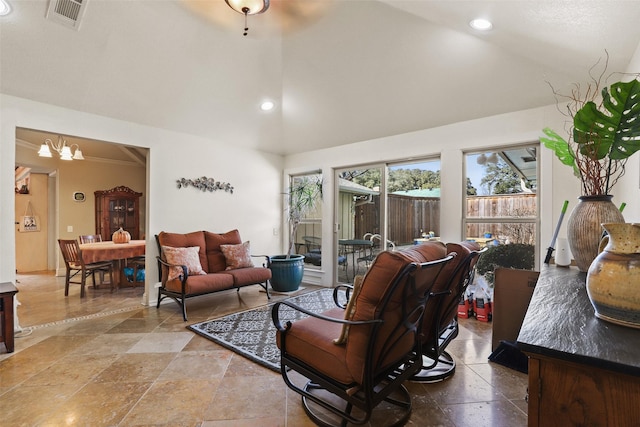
3,0 -> 640,156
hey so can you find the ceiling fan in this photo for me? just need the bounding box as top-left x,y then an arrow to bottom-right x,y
181,0 -> 333,36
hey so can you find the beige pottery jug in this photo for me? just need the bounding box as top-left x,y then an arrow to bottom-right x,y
586,223 -> 640,329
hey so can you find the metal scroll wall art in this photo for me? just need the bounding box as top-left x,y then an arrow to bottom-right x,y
176,177 -> 234,194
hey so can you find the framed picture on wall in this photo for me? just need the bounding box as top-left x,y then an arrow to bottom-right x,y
73,191 -> 86,202
19,215 -> 40,232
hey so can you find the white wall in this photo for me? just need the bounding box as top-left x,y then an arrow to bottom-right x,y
1,95 -> 283,304
285,104 -> 590,286
615,42 -> 640,223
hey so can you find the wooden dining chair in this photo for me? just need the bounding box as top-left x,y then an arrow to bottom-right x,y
124,256 -> 146,286
79,234 -> 102,244
78,234 -> 111,284
58,239 -> 114,297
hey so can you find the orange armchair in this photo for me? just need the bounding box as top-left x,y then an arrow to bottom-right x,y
272,242 -> 454,426
412,241 -> 486,382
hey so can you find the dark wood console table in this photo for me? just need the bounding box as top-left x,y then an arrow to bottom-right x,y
517,266 -> 640,426
0,282 -> 19,353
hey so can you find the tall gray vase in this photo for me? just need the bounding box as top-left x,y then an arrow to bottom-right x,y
567,195 -> 624,272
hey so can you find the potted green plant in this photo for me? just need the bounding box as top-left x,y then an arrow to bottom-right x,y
269,175 -> 323,292
540,62 -> 640,271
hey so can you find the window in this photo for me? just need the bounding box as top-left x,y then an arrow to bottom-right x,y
289,172 -> 323,270
464,145 -> 539,269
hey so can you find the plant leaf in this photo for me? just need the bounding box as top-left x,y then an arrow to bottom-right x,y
573,79 -> 640,161
540,127 -> 579,176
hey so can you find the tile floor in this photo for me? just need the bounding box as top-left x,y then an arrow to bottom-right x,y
1,272 -> 528,426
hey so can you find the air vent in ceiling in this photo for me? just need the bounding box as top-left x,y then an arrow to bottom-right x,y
46,0 -> 88,30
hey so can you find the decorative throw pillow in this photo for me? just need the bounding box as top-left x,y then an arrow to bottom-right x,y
221,241 -> 253,270
162,246 -> 207,281
334,274 -> 365,345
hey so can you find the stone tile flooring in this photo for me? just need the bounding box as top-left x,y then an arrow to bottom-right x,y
0,272 -> 528,426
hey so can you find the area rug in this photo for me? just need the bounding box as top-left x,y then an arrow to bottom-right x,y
188,288 -> 342,372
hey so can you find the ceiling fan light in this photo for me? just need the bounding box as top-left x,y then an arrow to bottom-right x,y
0,0 -> 11,16
37,143 -> 53,158
225,0 -> 269,15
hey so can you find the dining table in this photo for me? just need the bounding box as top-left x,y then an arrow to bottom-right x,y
79,240 -> 146,289
338,239 -> 374,283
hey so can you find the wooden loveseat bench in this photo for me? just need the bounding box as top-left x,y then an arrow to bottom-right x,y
156,229 -> 272,320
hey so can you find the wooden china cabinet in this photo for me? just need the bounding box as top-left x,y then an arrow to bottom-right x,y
94,186 -> 142,241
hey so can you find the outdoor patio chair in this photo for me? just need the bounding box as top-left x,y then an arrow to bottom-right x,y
58,239 -> 114,297
272,243 -> 454,426
357,233 -> 396,269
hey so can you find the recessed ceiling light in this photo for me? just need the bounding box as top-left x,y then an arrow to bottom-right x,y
260,100 -> 275,111
469,18 -> 492,31
0,0 -> 11,16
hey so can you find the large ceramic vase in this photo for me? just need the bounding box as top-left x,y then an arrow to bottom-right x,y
566,195 -> 624,272
586,223 -> 640,329
268,254 -> 305,292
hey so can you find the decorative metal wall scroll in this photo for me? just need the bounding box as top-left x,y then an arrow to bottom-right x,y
176,177 -> 234,194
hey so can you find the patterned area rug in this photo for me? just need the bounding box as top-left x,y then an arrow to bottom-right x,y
188,288 -> 342,372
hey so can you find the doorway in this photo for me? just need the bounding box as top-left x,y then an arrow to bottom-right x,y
14,127 -> 148,326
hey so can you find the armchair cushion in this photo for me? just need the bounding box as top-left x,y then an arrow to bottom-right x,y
346,241 -> 447,380
162,246 -> 207,281
221,241 -> 253,270
278,307 -> 352,383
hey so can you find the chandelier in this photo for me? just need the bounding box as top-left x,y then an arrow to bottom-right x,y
225,0 -> 269,36
37,135 -> 84,161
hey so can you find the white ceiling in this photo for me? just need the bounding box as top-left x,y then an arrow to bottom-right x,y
3,0 -> 640,156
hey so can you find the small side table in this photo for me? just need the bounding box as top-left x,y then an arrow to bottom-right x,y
0,282 -> 19,353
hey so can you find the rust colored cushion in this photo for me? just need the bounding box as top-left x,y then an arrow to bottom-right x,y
421,241 -> 481,346
162,246 -> 207,281
276,307 -> 354,384
345,242 -> 447,382
226,267 -> 272,286
221,241 -> 253,270
204,230 -> 242,273
400,241 -> 447,263
165,272 -> 234,294
157,231 -> 208,273
334,275 -> 364,345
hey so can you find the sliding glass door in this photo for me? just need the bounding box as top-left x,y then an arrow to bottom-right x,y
335,166 -> 384,283
387,159 -> 441,247
334,158 -> 441,283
